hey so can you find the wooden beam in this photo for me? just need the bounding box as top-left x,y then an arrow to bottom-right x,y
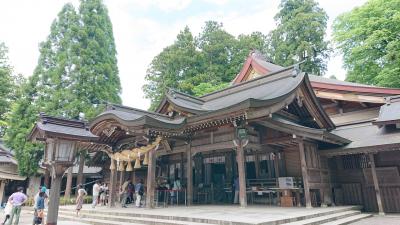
314,90 -> 385,104
236,140 -> 247,207
298,139 -> 312,208
186,143 -> 193,205
146,148 -> 156,209
264,136 -> 293,145
368,153 -> 385,215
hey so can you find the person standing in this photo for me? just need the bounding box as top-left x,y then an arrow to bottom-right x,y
134,179 -> 144,208
233,176 -> 240,204
75,184 -> 87,217
33,192 -> 45,225
99,183 -> 108,206
120,180 -> 129,208
92,181 -> 100,208
7,187 -> 27,225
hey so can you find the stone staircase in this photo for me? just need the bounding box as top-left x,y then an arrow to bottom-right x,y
57,206 -> 372,225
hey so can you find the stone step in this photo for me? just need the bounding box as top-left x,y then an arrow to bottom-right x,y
58,206 -> 363,225
58,211 -> 213,225
58,214 -> 144,225
282,211 -> 361,225
322,214 -> 373,225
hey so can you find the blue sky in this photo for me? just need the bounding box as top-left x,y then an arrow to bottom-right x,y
0,0 -> 367,110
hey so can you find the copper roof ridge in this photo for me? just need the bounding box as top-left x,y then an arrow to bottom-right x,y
200,66 -> 296,101
107,103 -> 171,118
167,88 -> 204,103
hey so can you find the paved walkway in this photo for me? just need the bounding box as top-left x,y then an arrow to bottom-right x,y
1,208 -> 87,225
61,204 -> 359,224
349,214 -> 400,225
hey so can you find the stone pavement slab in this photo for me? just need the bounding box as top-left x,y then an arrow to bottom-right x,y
349,214 -> 400,225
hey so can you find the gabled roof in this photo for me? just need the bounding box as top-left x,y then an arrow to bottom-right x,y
373,95 -> 400,126
232,51 -> 400,96
0,139 -> 17,164
29,114 -> 98,141
100,65 -> 335,132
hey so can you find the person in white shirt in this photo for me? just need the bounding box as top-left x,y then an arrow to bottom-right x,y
92,181 -> 101,208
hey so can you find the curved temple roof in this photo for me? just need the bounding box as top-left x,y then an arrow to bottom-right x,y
92,65 -> 335,133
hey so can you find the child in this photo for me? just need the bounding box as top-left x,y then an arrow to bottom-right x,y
76,184 -> 87,217
1,200 -> 12,225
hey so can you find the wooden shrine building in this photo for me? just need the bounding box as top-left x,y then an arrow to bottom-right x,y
44,51 -> 400,213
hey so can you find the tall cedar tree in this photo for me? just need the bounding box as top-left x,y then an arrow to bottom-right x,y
0,43 -> 14,135
143,21 -> 268,110
5,1 -> 121,176
267,0 -> 330,75
333,0 -> 400,87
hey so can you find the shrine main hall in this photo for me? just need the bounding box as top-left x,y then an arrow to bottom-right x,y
35,51 -> 400,214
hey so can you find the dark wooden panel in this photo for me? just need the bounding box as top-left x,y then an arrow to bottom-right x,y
285,149 -> 301,177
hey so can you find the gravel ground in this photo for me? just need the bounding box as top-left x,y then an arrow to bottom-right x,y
350,214 -> 400,225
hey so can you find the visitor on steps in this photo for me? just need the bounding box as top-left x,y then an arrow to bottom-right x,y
76,184 -> 87,217
6,186 -> 27,225
135,179 -> 144,208
92,180 -> 101,208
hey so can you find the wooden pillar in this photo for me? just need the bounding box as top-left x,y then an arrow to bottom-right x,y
46,175 -> 62,225
108,159 -> 117,208
0,180 -> 5,204
131,170 -> 136,183
186,143 -> 193,205
254,154 -> 260,179
369,153 -> 385,215
44,169 -> 50,188
274,153 -> 280,178
146,148 -> 156,209
298,139 -> 312,208
77,153 -> 85,185
236,140 -> 247,207
64,167 -> 73,199
119,169 -> 125,190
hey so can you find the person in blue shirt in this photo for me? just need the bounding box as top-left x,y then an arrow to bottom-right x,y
134,179 -> 144,208
33,192 -> 45,225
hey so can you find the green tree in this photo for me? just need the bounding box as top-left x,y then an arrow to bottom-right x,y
144,26 -> 201,110
76,0 -> 121,118
5,0 -> 121,176
0,43 -> 14,135
267,0 -> 330,75
333,0 -> 400,87
144,21 -> 269,110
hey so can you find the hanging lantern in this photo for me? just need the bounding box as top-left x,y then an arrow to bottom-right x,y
110,159 -> 116,170
118,161 -> 125,171
126,161 -> 133,171
134,157 -> 141,169
143,152 -> 149,165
